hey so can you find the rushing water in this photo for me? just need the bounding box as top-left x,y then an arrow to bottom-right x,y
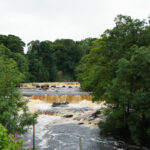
20,83 -> 148,150
22,104 -> 117,150
23,116 -> 115,150
20,84 -> 89,97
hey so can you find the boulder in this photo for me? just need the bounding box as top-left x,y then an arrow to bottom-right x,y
41,84 -> 49,90
52,101 -> 69,107
91,110 -> 101,118
78,122 -> 84,125
36,85 -> 40,88
63,114 -> 73,118
51,85 -> 56,88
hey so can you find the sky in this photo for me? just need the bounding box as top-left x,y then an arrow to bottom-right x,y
0,0 -> 150,51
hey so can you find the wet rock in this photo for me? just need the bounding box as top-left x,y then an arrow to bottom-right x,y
51,85 -> 56,88
52,101 -> 69,107
41,84 -> 49,90
91,110 -> 101,118
63,114 -> 73,118
36,85 -> 40,88
78,122 -> 84,125
68,86 -> 72,88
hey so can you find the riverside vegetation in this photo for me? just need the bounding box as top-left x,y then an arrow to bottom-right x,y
77,15 -> 150,147
0,14 -> 150,148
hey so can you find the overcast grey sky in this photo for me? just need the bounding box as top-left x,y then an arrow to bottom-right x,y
0,0 -> 150,47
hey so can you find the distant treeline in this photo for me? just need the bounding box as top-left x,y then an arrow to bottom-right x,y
0,35 -> 96,82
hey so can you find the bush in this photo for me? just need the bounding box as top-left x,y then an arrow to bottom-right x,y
0,124 -> 24,150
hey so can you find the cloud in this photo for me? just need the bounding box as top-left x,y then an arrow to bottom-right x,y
0,0 -> 150,48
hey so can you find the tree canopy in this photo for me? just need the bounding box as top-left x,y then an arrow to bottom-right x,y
53,39 -> 84,81
0,34 -> 96,82
27,40 -> 59,82
26,38 -> 94,82
0,34 -> 25,54
77,15 -> 150,147
0,45 -> 37,134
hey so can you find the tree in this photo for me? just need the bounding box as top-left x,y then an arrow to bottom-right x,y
0,54 -> 37,134
76,38 -> 97,55
77,15 -> 150,147
26,38 -> 96,82
40,41 -> 59,81
100,46 -> 150,146
54,39 -> 83,81
78,15 -> 150,97
0,34 -> 25,54
27,40 -> 59,82
0,44 -> 29,82
77,37 -> 113,100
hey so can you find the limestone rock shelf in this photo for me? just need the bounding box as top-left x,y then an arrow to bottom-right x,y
20,82 -> 92,103
20,82 -> 80,88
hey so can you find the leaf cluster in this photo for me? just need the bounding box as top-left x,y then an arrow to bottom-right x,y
0,124 -> 23,150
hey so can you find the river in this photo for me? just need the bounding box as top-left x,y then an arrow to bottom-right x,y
20,82 -> 148,150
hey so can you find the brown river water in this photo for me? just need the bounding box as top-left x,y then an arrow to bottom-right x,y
20,82 -> 148,150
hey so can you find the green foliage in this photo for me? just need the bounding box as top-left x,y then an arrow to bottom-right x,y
0,44 -> 29,82
27,40 -> 59,82
101,46 -> 150,146
11,52 -> 30,82
0,124 -> 23,150
0,50 -> 37,134
26,38 -> 90,82
0,34 -> 25,54
0,34 -> 95,82
76,38 -> 97,55
77,15 -> 150,147
77,37 -> 113,100
53,39 -> 84,81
